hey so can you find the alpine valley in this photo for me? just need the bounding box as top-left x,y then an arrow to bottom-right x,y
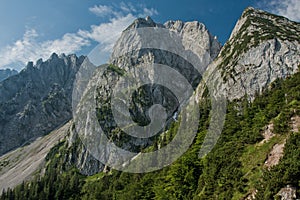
0,7 -> 299,200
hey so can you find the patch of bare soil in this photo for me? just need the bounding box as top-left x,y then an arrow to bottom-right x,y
243,189 -> 257,200
259,123 -> 275,145
290,115 -> 300,132
264,141 -> 286,169
277,185 -> 297,200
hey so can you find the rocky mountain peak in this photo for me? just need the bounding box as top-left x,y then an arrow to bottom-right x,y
164,20 -> 207,33
25,61 -> 34,69
203,7 -> 300,101
227,6 -> 299,51
112,17 -> 221,70
125,16 -> 162,30
50,52 -> 59,60
216,6 -> 300,72
71,17 -> 222,175
164,20 -> 221,59
145,16 -> 154,23
164,20 -> 184,32
36,58 -> 43,66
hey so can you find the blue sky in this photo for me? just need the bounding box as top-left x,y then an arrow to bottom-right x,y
0,0 -> 299,70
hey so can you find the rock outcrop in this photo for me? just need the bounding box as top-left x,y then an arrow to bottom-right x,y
198,7 -> 300,101
276,185 -> 297,200
264,141 -> 286,169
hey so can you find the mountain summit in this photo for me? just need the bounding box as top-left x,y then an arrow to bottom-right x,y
201,7 -> 300,101
69,16 -> 223,175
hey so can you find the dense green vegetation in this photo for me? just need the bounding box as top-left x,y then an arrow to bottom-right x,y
1,70 -> 300,199
107,64 -> 126,76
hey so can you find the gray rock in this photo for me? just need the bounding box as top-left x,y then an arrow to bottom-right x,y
68,8 -> 299,175
197,7 -> 300,101
276,185 -> 297,200
0,69 -> 18,82
68,16 -> 221,174
0,53 -> 85,156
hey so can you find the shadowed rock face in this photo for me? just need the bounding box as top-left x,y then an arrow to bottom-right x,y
0,69 -> 18,82
0,53 -> 85,156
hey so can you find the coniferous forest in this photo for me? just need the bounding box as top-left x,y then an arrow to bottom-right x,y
1,68 -> 300,200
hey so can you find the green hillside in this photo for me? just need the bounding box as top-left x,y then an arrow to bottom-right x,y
2,66 -> 300,200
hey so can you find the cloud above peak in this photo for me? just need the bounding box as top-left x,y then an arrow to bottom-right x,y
260,0 -> 300,22
78,14 -> 136,51
89,5 -> 115,17
0,29 -> 90,70
89,2 -> 158,19
0,2 -> 158,70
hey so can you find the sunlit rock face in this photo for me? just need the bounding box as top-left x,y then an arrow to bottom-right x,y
68,16 -> 222,175
199,7 -> 300,101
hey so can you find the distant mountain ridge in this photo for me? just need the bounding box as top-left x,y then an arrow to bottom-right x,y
0,53 -> 85,155
0,69 -> 18,82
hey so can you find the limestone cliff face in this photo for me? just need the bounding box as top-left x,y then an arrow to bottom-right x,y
0,53 -> 85,155
68,17 -> 222,175
199,7 -> 300,101
68,9 -> 300,175
111,16 -> 221,73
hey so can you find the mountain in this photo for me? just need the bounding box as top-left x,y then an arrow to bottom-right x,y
0,7 -> 300,200
68,16 -> 222,175
0,53 -> 85,156
199,7 -> 300,101
0,69 -> 18,82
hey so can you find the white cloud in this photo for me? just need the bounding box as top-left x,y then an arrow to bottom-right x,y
261,0 -> 300,22
89,5 -> 117,17
89,2 -> 158,19
42,33 -> 90,55
120,2 -> 136,13
84,2 -> 158,53
0,2 -> 159,70
79,14 -> 136,52
142,8 -> 159,17
0,29 -> 90,70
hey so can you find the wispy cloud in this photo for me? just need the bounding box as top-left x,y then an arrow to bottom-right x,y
0,29 -> 90,70
143,8 -> 159,16
120,2 -> 136,13
259,0 -> 300,22
0,2 -> 158,70
89,5 -> 116,17
78,14 -> 136,52
89,2 -> 158,19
